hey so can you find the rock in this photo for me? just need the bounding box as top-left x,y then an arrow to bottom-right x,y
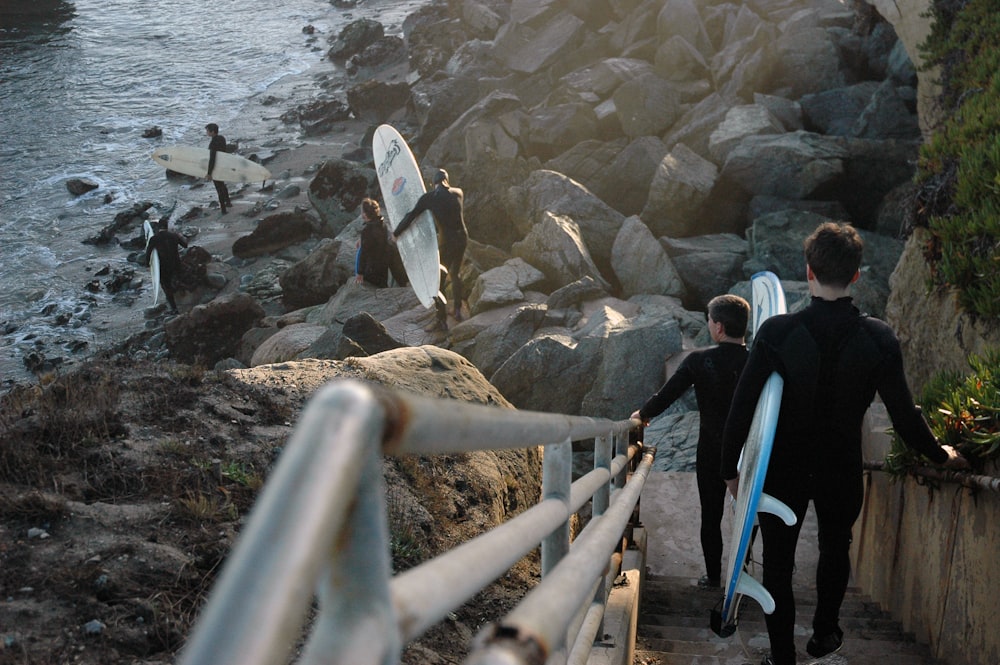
662,92 -> 733,160
307,283 -> 420,328
142,126 -> 162,138
511,212 -> 609,293
307,159 -> 378,234
468,258 -> 546,316
284,98 -> 352,136
347,79 -> 410,124
612,72 -> 682,138
341,312 -> 406,355
772,26 -> 845,97
546,276 -> 609,310
327,18 -> 384,60
660,233 -> 749,309
720,131 -> 848,200
464,304 -> 547,378
851,80 -> 920,140
491,10 -> 586,75
708,104 -> 785,165
410,77 -> 488,152
581,313 -> 683,419
507,170 -> 626,269
66,178 -> 99,196
279,238 -> 351,310
640,143 -> 718,238
800,81 -> 881,136
345,36 -> 406,76
653,35 -> 709,82
232,211 -> 316,259
250,323 -> 328,366
753,93 -> 803,131
491,332 -> 603,414
656,0 -> 712,59
165,292 -> 266,366
611,216 -> 683,299
527,102 -> 599,160
424,90 -> 524,167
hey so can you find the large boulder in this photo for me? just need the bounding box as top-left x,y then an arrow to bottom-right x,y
307,283 -> 420,327
800,81 -> 882,136
611,216 -> 684,299
341,312 -> 407,355
279,238 -> 352,310
165,292 -> 266,366
232,212 -> 316,260
507,170 -> 626,269
511,212 -> 610,293
720,131 -> 849,200
772,26 -> 846,97
491,10 -> 586,75
612,72 -> 683,138
327,18 -> 384,60
640,143 -> 719,238
464,304 -> 548,378
527,102 -> 599,160
490,333 -> 603,414
423,90 -> 524,166
661,233 -> 749,310
250,323 -> 328,366
307,159 -> 378,234
580,313 -> 683,419
468,258 -> 546,316
708,104 -> 785,165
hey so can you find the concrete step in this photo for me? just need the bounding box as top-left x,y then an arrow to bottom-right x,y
637,574 -> 939,665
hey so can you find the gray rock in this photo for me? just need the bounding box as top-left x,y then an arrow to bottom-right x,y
661,233 -> 749,309
800,81 -> 881,136
721,130 -> 848,200
278,238 -> 351,310
307,159 -> 378,234
612,72 -> 682,138
424,90 -> 524,166
653,35 -> 709,82
546,276 -> 609,310
251,323 -> 327,366
491,332 -> 603,414
465,304 -> 547,377
851,80 -> 920,140
662,93 -> 733,160
491,10 -> 586,75
640,143 -> 718,238
307,284 -> 420,327
512,212 -> 609,292
708,104 -> 785,165
469,257 -> 546,315
611,216 -> 683,298
165,292 -> 266,366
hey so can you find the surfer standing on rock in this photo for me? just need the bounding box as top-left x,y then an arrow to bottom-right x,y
205,123 -> 232,215
720,222 -> 969,665
394,168 -> 468,331
630,294 -> 750,591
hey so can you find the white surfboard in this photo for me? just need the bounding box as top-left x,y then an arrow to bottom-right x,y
372,124 -> 441,309
151,145 -> 271,183
714,271 -> 796,636
143,220 -> 162,306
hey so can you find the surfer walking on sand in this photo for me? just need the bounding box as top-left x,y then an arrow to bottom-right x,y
394,168 -> 468,331
630,294 -> 750,591
205,123 -> 232,214
720,222 -> 969,665
145,219 -> 189,315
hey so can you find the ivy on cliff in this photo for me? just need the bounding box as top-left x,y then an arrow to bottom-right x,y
915,0 -> 1000,318
886,347 -> 1000,477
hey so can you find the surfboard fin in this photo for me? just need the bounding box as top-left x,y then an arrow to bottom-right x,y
735,573 -> 775,614
758,492 -> 797,526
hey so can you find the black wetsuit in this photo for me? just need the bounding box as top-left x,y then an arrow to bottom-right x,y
395,183 -> 468,319
145,230 -> 189,312
358,215 -> 391,287
639,342 -> 748,582
721,297 -> 948,665
207,134 -> 232,212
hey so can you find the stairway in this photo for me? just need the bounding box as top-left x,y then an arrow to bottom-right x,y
634,574 -> 943,665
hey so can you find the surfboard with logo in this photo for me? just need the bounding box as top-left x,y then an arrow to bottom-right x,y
713,271 -> 796,636
371,124 -> 441,309
151,145 -> 271,183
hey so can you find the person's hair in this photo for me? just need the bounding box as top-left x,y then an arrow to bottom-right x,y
156,218 -> 169,231
804,222 -> 864,288
432,168 -> 448,185
361,198 -> 380,220
205,123 -> 219,134
707,294 -> 749,338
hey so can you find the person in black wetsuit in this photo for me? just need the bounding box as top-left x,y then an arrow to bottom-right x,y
144,218 -> 189,314
355,198 -> 391,287
205,123 -> 232,214
630,294 -> 750,590
720,222 -> 969,665
393,168 -> 467,330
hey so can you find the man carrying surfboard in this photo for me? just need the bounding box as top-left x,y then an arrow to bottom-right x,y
144,219 -> 189,314
205,123 -> 233,214
630,294 -> 750,590
393,168 -> 468,330
720,222 -> 969,665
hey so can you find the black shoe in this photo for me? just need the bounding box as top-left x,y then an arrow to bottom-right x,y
760,657 -> 775,665
697,575 -> 720,589
806,628 -> 843,658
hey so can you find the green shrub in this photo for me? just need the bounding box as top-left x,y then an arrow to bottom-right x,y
885,347 -> 1000,476
915,0 -> 1000,318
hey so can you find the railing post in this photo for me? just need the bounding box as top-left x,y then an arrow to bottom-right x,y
593,431 -> 613,637
542,437 -> 572,577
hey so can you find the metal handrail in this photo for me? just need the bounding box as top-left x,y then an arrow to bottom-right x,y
177,379 -> 648,665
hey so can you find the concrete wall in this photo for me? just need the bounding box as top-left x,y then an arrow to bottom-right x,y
852,406 -> 1000,665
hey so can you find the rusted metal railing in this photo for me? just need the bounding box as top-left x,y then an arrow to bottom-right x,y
177,379 -> 649,665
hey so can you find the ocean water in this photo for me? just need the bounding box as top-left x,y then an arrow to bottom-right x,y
0,0 -> 412,389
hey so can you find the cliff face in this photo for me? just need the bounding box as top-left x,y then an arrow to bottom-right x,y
865,0 -> 1000,391
862,0 -> 941,133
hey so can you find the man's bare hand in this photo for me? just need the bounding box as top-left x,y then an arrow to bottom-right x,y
941,445 -> 970,471
725,477 -> 739,499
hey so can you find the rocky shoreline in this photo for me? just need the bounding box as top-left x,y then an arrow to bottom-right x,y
10,0 -> 929,419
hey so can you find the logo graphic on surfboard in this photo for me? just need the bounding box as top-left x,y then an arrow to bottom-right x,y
711,271 -> 796,638
372,124 -> 441,309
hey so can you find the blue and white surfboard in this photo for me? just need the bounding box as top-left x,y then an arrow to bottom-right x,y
718,271 -> 796,630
